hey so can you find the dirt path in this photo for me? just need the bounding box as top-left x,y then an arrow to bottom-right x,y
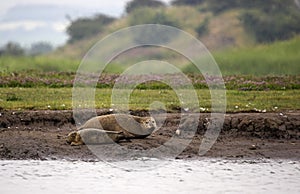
0,110 -> 299,161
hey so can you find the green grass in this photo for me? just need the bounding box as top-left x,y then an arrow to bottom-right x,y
1,70 -> 299,90
0,55 -> 80,72
0,88 -> 299,112
213,36 -> 300,75
1,36 -> 300,76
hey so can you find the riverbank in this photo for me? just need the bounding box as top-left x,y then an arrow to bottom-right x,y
0,110 -> 299,161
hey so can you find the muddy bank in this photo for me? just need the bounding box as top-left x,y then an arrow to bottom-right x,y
0,110 -> 299,160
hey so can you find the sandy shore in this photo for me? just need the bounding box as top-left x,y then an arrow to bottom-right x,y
0,110 -> 299,161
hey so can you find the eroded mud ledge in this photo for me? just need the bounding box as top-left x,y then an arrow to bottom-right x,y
0,110 -> 299,160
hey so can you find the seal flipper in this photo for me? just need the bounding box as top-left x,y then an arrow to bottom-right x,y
70,141 -> 84,146
113,131 -> 126,142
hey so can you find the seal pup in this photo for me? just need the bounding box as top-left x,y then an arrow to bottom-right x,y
78,114 -> 157,139
66,128 -> 125,146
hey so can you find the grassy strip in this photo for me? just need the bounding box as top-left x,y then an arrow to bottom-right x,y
0,71 -> 299,90
1,88 -> 299,112
1,37 -> 300,76
181,36 -> 300,75
0,56 -> 80,72
213,37 -> 300,75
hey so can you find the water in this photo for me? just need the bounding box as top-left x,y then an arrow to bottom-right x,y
0,158 -> 299,194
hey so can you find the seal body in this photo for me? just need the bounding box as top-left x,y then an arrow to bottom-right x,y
66,128 -> 125,146
79,114 -> 157,139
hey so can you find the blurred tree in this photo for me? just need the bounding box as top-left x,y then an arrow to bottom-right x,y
240,9 -> 300,43
195,17 -> 209,37
206,0 -> 296,14
66,14 -> 115,43
238,0 -> 300,42
200,0 -> 300,42
0,42 -> 24,56
171,0 -> 204,6
206,0 -> 242,13
29,42 -> 53,56
125,0 -> 166,14
129,8 -> 179,45
129,8 -> 178,26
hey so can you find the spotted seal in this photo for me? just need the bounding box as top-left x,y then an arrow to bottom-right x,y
66,128 -> 125,146
78,114 -> 157,139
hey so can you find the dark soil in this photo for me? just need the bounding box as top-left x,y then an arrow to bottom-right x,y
0,110 -> 299,161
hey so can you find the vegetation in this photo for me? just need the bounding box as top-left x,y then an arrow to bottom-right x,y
205,0 -> 296,14
128,8 -> 180,44
195,17 -> 209,36
125,0 -> 166,14
0,88 -> 299,112
1,0 -> 299,113
171,0 -> 204,6
0,41 -> 53,56
0,42 -> 24,56
174,0 -> 300,43
29,42 -> 53,56
66,14 -> 116,43
129,8 -> 178,27
52,0 -> 300,59
0,56 -> 79,72
1,36 -> 300,75
239,5 -> 300,43
0,70 -> 299,90
184,36 -> 300,75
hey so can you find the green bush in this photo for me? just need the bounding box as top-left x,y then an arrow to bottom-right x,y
203,0 -> 300,42
195,17 -> 209,37
171,0 -> 204,6
129,8 -> 180,44
66,14 -> 115,43
206,0 -> 242,13
29,42 -> 53,56
125,0 -> 166,14
240,9 -> 300,43
0,42 -> 24,56
129,8 -> 179,27
206,0 -> 295,14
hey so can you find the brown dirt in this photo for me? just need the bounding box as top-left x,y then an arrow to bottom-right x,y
0,109 -> 299,161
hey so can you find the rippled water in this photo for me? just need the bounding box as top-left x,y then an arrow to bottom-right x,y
0,158 -> 299,194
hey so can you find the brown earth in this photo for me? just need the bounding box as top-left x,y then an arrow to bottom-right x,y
0,109 -> 299,161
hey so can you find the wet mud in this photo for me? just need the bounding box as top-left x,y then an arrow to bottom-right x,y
0,110 -> 299,161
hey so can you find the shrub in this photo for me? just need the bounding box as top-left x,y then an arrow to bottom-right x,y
240,9 -> 300,43
171,0 -> 204,6
66,14 -> 115,43
206,0 -> 296,14
29,42 -> 53,56
0,42 -> 24,56
195,17 -> 209,37
129,8 -> 180,44
125,0 -> 166,14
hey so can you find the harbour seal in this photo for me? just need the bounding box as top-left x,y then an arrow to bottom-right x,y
66,128 -> 125,146
78,114 -> 157,139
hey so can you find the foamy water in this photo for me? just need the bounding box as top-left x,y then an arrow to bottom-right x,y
0,158 -> 299,194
